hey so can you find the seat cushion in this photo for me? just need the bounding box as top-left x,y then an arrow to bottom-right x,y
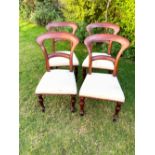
35,69 -> 77,95
79,73 -> 125,102
82,52 -> 114,70
49,51 -> 79,67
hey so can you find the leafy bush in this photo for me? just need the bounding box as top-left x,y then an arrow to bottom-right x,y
19,0 -> 135,58
60,0 -> 108,41
60,0 -> 135,57
19,0 -> 35,20
20,0 -> 62,25
108,0 -> 135,46
33,0 -> 62,26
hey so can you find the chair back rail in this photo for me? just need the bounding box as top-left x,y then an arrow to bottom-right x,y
46,21 -> 78,34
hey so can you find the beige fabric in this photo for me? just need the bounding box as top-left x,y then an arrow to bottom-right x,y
35,69 -> 77,95
82,52 -> 114,70
79,73 -> 125,102
49,51 -> 79,67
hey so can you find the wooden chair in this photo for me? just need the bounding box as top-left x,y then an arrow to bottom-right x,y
46,22 -> 79,79
79,34 -> 130,121
35,32 -> 79,112
82,22 -> 120,78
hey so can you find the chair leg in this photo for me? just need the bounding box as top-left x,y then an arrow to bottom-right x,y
82,68 -> 86,80
79,97 -> 85,116
38,94 -> 45,112
108,70 -> 112,74
75,66 -> 78,81
113,102 -> 122,122
70,95 -> 76,112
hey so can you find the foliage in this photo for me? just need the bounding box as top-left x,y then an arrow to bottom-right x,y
33,0 -> 62,26
19,0 -> 35,20
60,0 -> 135,55
60,0 -> 108,41
19,0 -> 135,58
20,0 -> 62,25
108,0 -> 135,46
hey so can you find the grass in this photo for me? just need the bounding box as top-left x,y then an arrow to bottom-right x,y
19,20 -> 135,155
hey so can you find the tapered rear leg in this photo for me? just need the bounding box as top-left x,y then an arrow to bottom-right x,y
79,97 -> 85,116
113,102 -> 122,122
38,94 -> 45,112
70,95 -> 76,112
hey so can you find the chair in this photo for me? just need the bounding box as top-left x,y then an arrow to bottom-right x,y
82,22 -> 120,78
35,32 -> 79,112
79,34 -> 130,121
46,22 -> 79,79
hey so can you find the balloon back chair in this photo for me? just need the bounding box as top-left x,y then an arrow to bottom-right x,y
35,32 -> 79,112
46,22 -> 79,79
82,22 -> 120,78
79,34 -> 130,121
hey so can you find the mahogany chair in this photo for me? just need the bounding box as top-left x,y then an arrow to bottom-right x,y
46,22 -> 79,78
79,34 -> 130,121
35,32 -> 79,112
82,22 -> 120,78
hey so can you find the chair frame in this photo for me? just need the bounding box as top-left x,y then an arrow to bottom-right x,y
79,34 -> 130,121
36,32 -> 79,112
83,22 -> 120,78
46,21 -> 78,79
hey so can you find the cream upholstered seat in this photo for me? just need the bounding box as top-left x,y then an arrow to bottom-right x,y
49,51 -> 79,67
82,52 -> 114,70
79,73 -> 125,102
35,69 -> 77,95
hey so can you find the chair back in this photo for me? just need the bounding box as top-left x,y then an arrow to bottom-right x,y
84,34 -> 130,75
46,22 -> 78,52
86,22 -> 120,54
36,32 -> 79,71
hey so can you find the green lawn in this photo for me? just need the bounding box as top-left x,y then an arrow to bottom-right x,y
20,21 -> 135,155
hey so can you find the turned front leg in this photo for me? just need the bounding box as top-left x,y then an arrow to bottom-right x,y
70,95 -> 76,112
38,94 -> 45,112
113,102 -> 122,122
79,97 -> 85,116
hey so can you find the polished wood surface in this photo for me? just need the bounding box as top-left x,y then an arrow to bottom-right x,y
70,95 -> 76,112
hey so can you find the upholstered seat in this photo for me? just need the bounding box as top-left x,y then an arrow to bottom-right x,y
82,52 -> 114,70
79,73 -> 125,103
49,51 -> 79,67
35,69 -> 77,95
